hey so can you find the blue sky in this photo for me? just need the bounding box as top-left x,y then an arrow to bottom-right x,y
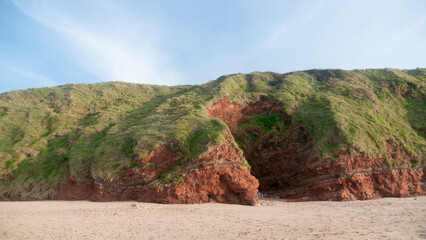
0,0 -> 425,93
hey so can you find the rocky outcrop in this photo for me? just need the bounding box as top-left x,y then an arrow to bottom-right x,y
273,153 -> 424,201
43,95 -> 426,204
9,96 -> 425,205
208,96 -> 424,201
2,69 -> 425,205
56,136 -> 259,205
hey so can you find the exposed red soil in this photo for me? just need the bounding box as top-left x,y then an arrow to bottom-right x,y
208,95 -> 290,132
208,96 -> 424,201
209,96 -> 317,192
274,153 -> 424,201
56,95 -> 424,204
121,145 -> 181,186
277,169 -> 424,201
56,136 -> 259,205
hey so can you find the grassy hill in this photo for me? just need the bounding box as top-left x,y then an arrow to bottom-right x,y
0,68 -> 424,199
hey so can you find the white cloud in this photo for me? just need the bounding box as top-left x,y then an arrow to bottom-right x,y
12,0 -> 182,85
9,67 -> 57,87
242,0 -> 325,60
381,14 -> 426,60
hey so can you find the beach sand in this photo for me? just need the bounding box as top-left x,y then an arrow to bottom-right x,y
1,196 -> 425,239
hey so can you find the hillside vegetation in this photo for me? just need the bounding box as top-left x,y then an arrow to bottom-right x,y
0,68 -> 425,199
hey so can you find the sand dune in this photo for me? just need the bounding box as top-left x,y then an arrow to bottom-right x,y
1,196 -> 425,239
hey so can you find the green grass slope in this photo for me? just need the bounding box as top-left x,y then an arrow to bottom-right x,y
0,68 -> 424,199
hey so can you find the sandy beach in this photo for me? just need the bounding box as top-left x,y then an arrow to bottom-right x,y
0,196 -> 425,240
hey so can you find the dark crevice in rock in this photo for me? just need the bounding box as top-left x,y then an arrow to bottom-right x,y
208,95 -> 424,201
208,95 -> 318,193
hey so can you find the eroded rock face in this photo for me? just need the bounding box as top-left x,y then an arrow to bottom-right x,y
209,96 -> 318,193
208,96 -> 424,201
275,153 -> 424,201
56,136 -> 259,205
55,95 -> 424,204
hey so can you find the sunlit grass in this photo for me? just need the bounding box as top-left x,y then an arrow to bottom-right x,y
0,68 -> 424,198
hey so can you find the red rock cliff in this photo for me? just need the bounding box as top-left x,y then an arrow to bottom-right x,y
208,96 -> 424,201
56,135 -> 259,205
56,95 -> 423,204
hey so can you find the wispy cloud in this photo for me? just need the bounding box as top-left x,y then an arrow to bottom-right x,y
12,0 -> 182,85
9,66 -> 57,87
367,14 -> 426,64
243,0 -> 325,59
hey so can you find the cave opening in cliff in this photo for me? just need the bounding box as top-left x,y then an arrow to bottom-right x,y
208,96 -> 316,194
